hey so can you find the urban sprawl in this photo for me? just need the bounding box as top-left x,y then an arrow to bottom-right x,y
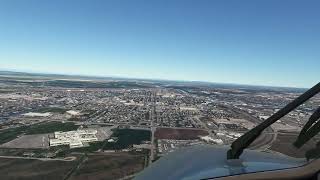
0,72 -> 319,179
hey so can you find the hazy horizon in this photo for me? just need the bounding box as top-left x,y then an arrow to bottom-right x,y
0,69 -> 310,89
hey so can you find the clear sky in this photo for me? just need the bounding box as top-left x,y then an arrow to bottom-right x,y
0,0 -> 319,88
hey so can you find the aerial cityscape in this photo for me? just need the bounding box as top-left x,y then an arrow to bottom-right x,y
1,0 -> 320,179
0,71 -> 319,180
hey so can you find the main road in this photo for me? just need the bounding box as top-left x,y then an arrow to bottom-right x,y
149,92 -> 157,165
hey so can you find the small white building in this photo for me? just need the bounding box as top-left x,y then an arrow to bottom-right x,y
49,129 -> 98,148
200,136 -> 224,145
23,112 -> 52,117
66,110 -> 81,116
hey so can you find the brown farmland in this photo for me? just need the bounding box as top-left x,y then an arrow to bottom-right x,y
0,158 -> 78,180
69,153 -> 145,180
155,128 -> 209,140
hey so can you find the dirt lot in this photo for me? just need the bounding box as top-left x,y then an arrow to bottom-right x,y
155,128 -> 209,140
69,153 -> 145,180
0,157 -> 78,180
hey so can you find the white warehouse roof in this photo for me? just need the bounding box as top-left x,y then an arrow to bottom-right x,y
50,129 -> 98,148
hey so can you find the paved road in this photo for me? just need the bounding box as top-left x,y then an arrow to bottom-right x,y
0,155 -> 76,162
149,92 -> 156,165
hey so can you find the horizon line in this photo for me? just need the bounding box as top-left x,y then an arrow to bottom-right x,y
0,68 -> 309,90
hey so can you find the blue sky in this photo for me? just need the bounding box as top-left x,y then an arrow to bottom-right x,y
0,0 -> 319,88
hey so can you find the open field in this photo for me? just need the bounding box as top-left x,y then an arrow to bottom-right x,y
69,153 -> 145,180
0,134 -> 50,149
0,157 -> 79,180
0,148 -> 52,157
155,128 -> 209,140
0,126 -> 29,144
35,107 -> 68,114
25,121 -> 79,135
56,142 -> 105,157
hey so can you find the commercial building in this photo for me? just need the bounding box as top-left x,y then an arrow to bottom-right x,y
49,129 -> 98,148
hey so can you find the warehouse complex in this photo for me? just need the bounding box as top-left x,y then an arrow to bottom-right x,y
49,129 -> 98,148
